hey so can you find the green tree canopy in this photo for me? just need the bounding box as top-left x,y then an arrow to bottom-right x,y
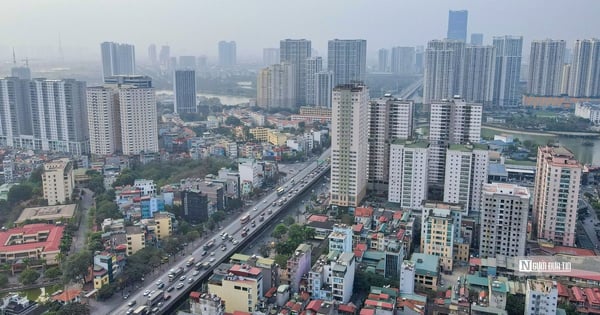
44,266 -> 63,279
272,224 -> 288,239
57,303 -> 90,315
8,185 -> 33,205
62,250 -> 93,283
19,269 -> 40,285
0,273 -> 8,287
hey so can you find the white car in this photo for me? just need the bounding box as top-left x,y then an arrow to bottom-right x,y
253,207 -> 258,211
192,270 -> 200,276
209,257 -> 216,263
232,239 -> 239,245
143,290 -> 151,296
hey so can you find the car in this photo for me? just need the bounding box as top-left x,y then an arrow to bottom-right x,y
253,207 -> 258,211
220,232 -> 225,237
157,302 -> 163,308
188,277 -> 194,283
263,200 -> 267,203
209,257 -> 216,263
166,286 -> 174,292
261,212 -> 265,216
143,290 -> 151,296
156,279 -> 163,285
180,276 -> 186,281
222,245 -> 227,251
128,300 -> 137,307
267,209 -> 272,215
151,307 -> 159,313
192,270 -> 200,276
176,283 -> 185,290
126,309 -> 133,315
157,283 -> 165,289
210,252 -> 215,256
150,290 -> 156,295
123,293 -> 129,299
259,216 -> 264,222
233,239 -> 239,245
201,250 -> 207,256
164,294 -> 171,301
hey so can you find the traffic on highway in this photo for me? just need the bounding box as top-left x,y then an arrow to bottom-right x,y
111,150 -> 331,315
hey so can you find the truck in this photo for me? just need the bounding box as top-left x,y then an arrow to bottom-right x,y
203,239 -> 215,250
132,306 -> 149,315
168,267 -> 184,282
186,257 -> 195,267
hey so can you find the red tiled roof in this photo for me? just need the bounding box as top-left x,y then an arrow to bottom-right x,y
308,215 -> 328,222
338,304 -> 356,313
189,291 -> 201,299
229,264 -> 261,276
585,288 -> 600,305
285,301 -> 295,308
556,282 -> 568,297
365,299 -> 394,309
264,287 -> 277,298
51,289 -> 81,303
306,299 -> 322,311
353,224 -> 363,232
232,311 -> 252,315
360,309 -> 375,315
393,211 -> 403,220
445,290 -> 452,298
300,291 -> 310,301
396,229 -> 405,240
542,245 -> 596,256
469,257 -> 481,266
571,287 -> 585,302
355,206 -> 373,217
0,223 -> 64,253
378,216 -> 388,222
291,303 -> 302,312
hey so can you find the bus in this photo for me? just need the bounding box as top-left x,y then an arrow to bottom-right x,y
203,239 -> 215,250
186,257 -> 195,267
168,267 -> 183,282
277,187 -> 285,195
147,290 -> 164,307
240,214 -> 251,225
133,305 -> 149,315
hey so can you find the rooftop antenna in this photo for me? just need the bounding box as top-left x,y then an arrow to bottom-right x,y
12,48 -> 16,65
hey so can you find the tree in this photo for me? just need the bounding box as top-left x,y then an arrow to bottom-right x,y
506,294 -> 525,315
86,170 -> 105,194
7,185 -> 33,205
97,283 -> 116,300
0,273 -> 8,287
274,254 -> 289,267
272,224 -> 288,238
185,230 -> 200,243
558,302 -> 577,315
225,116 -> 242,126
353,270 -> 395,293
63,251 -> 93,283
44,267 -> 63,279
19,269 -> 40,285
87,232 -> 105,252
211,210 -> 226,223
57,303 -> 90,315
284,215 -> 295,226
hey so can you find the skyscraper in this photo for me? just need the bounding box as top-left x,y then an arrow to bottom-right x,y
367,95 -> 415,193
527,39 -> 566,96
174,70 -> 197,114
378,48 -> 389,72
314,71 -> 333,108
569,39 -> 600,97
179,56 -> 197,70
87,75 -> 158,156
533,146 -> 581,247
280,39 -> 311,106
423,39 -> 465,104
428,98 -> 482,195
159,45 -> 170,68
470,33 -> 483,45
100,42 -> 136,79
256,63 -> 296,110
218,41 -> 237,66
327,39 -> 367,86
479,183 -> 529,259
0,78 -> 88,154
305,57 -> 323,106
447,10 -> 468,42
462,45 -> 495,104
263,48 -> 280,66
388,140 -> 428,208
443,144 -> 489,214
492,36 -> 523,106
391,47 -> 416,75
330,84 -> 369,208
148,44 -> 157,65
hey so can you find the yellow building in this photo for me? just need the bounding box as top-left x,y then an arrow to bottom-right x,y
268,130 -> 288,146
421,202 -> 463,273
125,226 -> 145,256
249,127 -> 270,142
154,213 -> 173,241
93,267 -> 109,289
42,158 -> 74,206
410,253 -> 440,292
299,106 -> 332,117
208,264 -> 263,313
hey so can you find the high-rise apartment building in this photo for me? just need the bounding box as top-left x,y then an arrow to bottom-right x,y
87,75 -> 158,156
525,280 -> 558,315
391,47 -> 416,75
462,45 -> 495,104
262,48 -> 280,66
470,33 -> 483,45
328,39 -> 367,86
11,65 -> 31,80
421,202 -> 463,272
100,42 -> 136,79
280,39 -> 311,106
305,57 -> 323,106
159,45 -> 170,68
527,39 -> 566,96
479,183 -> 529,259
148,44 -> 157,65
330,84 -> 369,208
428,98 -> 482,192
443,144 -> 489,215
447,10 -> 468,42
42,158 -> 74,206
569,39 -> 600,97
423,39 -> 465,104
533,146 -> 581,247
492,36 -> 523,106
367,95 -> 415,193
256,63 -> 296,110
0,78 -> 89,154
218,41 -> 236,66
174,69 -> 197,114
314,71 -> 334,108
388,140 -> 428,208
378,48 -> 389,72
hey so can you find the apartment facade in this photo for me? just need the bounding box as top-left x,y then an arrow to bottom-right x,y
533,146 -> 581,247
125,226 -> 145,256
443,144 -> 489,215
308,252 -> 356,303
421,202 -> 463,272
208,264 -> 263,313
388,140 -> 428,208
525,279 -> 558,315
527,39 -> 566,96
42,158 -> 74,206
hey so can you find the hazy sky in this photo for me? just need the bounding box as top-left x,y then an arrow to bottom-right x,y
2,0 -> 599,62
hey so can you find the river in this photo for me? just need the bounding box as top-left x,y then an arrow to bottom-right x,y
156,90 -> 251,106
482,127 -> 600,165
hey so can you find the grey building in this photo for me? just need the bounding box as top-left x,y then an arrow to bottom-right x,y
100,42 -> 136,79
181,190 -> 209,224
391,47 -> 416,75
179,56 -> 197,70
528,39 -> 566,96
263,48 -> 280,66
492,36 -> 523,106
315,71 -> 334,108
470,33 -> 484,45
462,45 -> 495,104
174,69 -> 197,114
280,39 -> 312,106
305,57 -> 323,106
569,39 -> 600,97
378,48 -> 389,72
423,39 -> 465,104
218,41 -> 237,66
447,10 -> 468,42
328,39 -> 367,86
